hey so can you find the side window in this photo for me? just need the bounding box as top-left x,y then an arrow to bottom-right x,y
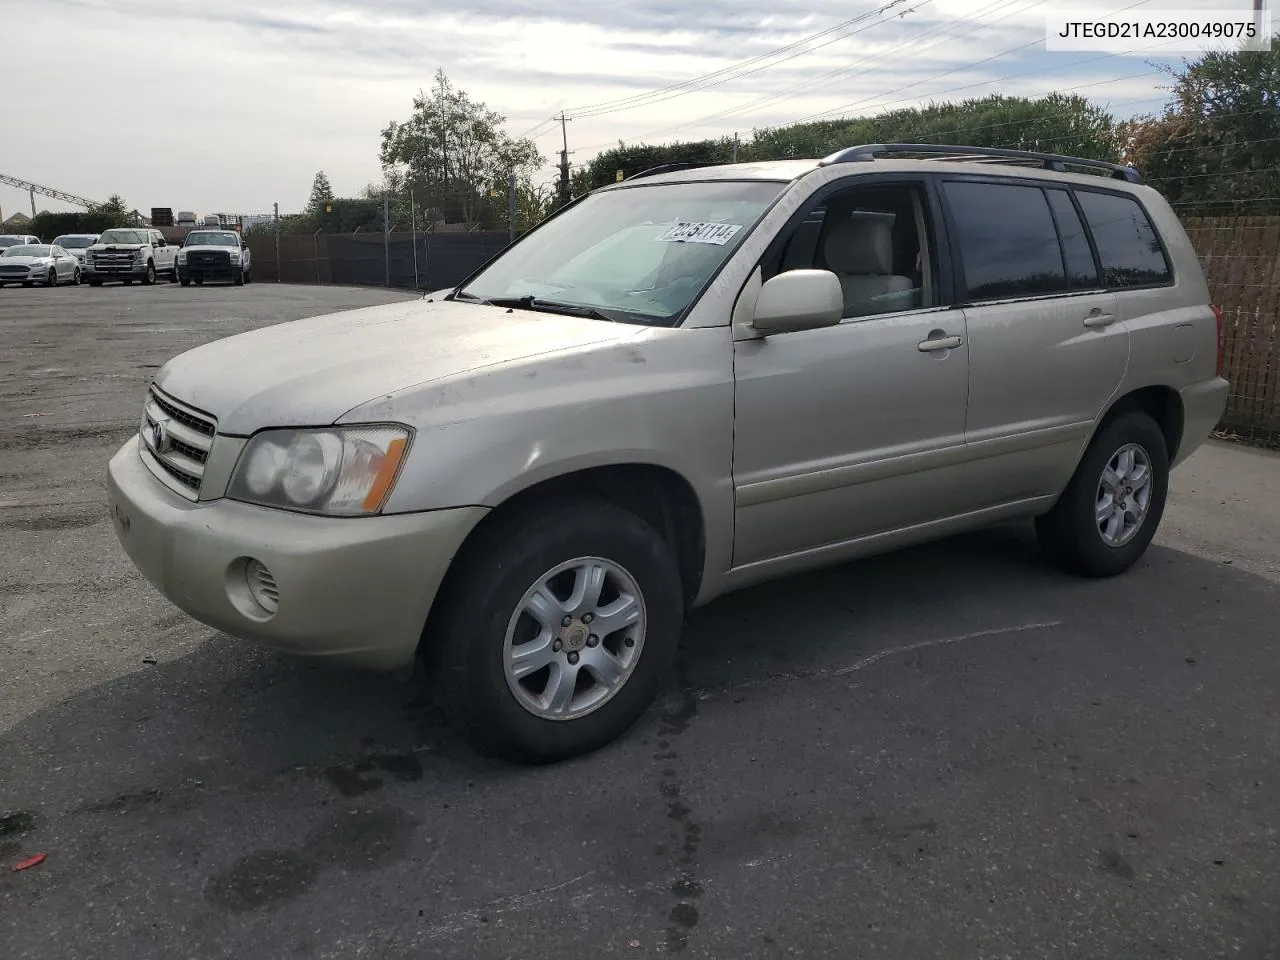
1045,189 -> 1100,290
1075,190 -> 1172,288
943,180 -> 1065,301
770,183 -> 934,320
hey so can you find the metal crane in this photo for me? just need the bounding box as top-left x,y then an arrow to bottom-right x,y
0,173 -> 103,218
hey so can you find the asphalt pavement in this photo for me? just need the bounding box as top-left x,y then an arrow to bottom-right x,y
2,283 -> 1278,959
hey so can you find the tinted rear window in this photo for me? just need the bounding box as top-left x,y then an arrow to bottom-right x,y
944,181 -> 1066,300
1075,190 -> 1172,288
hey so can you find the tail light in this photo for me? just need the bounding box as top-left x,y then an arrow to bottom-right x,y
1211,304 -> 1224,377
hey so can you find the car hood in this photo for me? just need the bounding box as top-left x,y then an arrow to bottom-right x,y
90,244 -> 144,251
155,297 -> 635,434
0,256 -> 50,266
180,245 -> 238,252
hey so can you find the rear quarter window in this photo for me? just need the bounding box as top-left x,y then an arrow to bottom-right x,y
1074,190 -> 1172,288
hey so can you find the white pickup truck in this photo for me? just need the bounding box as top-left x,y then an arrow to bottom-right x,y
85,228 -> 178,286
176,229 -> 252,286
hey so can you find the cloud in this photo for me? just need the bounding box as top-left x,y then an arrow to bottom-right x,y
3,0 -> 1226,214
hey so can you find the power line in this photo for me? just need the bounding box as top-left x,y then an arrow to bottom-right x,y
561,0 -> 915,118
596,0 -> 1041,149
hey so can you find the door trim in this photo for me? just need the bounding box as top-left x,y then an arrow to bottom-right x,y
736,436 -> 969,507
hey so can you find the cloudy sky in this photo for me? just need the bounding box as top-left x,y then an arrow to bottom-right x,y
1,0 -> 1255,218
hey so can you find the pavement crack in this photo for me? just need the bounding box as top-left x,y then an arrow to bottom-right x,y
654,655 -> 703,953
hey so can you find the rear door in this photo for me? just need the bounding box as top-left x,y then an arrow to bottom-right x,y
939,177 -> 1129,507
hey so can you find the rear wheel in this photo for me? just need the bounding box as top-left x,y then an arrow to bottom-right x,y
1035,410 -> 1169,578
88,278 -> 103,287
430,500 -> 684,764
195,278 -> 204,286
180,278 -> 191,287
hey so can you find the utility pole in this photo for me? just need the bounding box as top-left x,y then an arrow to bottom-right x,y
556,112 -> 573,208
507,172 -> 517,243
732,132 -> 740,163
272,202 -> 280,283
29,187 -> 36,219
383,193 -> 391,287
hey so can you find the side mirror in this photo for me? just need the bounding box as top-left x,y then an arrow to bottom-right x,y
750,269 -> 844,335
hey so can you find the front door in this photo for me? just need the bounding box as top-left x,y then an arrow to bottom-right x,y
731,178 -> 971,569
938,178 -> 1132,507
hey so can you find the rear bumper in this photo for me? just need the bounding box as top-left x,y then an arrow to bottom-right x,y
1175,376 -> 1229,467
107,435 -> 488,670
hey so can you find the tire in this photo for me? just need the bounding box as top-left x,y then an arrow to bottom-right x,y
21,281 -> 32,288
169,268 -> 179,283
88,278 -> 103,287
73,268 -> 81,285
430,500 -> 684,764
142,261 -> 156,285
0,283 -> 6,288
195,279 -> 204,286
47,269 -> 57,287
245,268 -> 253,284
180,278 -> 191,287
1035,410 -> 1169,578
123,279 -> 133,286
234,268 -> 245,286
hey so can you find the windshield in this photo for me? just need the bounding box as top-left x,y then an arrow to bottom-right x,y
456,180 -> 783,325
53,235 -> 94,248
99,229 -> 145,245
2,245 -> 52,257
184,232 -> 239,246
0,236 -> 27,248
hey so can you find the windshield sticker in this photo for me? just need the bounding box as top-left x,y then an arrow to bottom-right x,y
656,221 -> 743,245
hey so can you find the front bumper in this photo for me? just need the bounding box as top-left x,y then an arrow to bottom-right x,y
106,435 -> 488,670
87,261 -> 147,277
179,263 -> 240,281
1174,376 -> 1229,468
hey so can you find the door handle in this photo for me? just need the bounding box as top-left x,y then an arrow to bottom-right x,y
918,334 -> 963,352
1083,310 -> 1116,329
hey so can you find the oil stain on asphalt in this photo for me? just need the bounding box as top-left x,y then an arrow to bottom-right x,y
204,806 -> 418,912
652,656 -> 704,953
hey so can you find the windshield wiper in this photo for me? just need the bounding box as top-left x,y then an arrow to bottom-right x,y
461,294 -> 621,323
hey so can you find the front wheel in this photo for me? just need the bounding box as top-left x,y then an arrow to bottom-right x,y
234,268 -> 245,286
73,268 -> 81,285
169,267 -> 179,283
430,501 -> 684,764
142,261 -> 156,285
1035,410 -> 1169,578
180,278 -> 191,287
46,269 -> 57,287
88,278 -> 103,287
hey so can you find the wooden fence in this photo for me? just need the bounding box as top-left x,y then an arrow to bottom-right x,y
1184,216 -> 1280,446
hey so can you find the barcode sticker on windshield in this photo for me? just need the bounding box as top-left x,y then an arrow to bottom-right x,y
656,221 -> 743,245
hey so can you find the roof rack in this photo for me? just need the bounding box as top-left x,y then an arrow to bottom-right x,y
818,143 -> 1143,184
622,162 -> 722,182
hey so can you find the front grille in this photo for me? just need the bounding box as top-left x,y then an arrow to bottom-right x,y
138,386 -> 218,500
0,266 -> 29,277
189,251 -> 230,266
93,252 -> 137,270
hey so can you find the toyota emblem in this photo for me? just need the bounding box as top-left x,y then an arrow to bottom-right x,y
149,418 -> 169,453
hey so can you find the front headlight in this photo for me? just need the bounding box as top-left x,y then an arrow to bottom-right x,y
176,251 -> 187,262
227,426 -> 411,515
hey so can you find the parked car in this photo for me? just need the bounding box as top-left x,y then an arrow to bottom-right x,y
51,233 -> 101,269
176,229 -> 251,286
85,228 -> 177,286
106,144 -> 1229,763
0,244 -> 81,287
0,234 -> 41,249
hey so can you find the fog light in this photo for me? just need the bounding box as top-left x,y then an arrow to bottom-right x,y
245,559 -> 279,615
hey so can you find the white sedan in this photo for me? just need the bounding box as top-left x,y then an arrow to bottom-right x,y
0,244 -> 82,287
